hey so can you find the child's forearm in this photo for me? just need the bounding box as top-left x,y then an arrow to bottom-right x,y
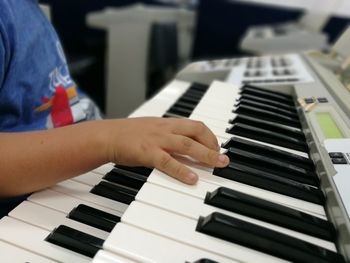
0,120 -> 109,197
0,117 -> 229,197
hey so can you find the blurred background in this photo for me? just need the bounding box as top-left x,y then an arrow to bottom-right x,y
39,0 -> 350,118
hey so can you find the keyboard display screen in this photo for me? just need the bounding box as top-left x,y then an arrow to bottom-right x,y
316,112 -> 344,139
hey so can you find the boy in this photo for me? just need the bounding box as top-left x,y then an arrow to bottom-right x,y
0,1 -> 229,214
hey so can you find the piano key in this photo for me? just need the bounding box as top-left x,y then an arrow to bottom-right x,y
172,100 -> 196,111
113,164 -> 153,177
28,188 -> 125,215
229,114 -> 305,141
204,187 -> 335,241
46,225 -> 104,258
68,204 -> 120,232
221,136 -> 314,171
103,168 -> 147,190
72,171 -> 104,186
9,201 -> 109,239
240,85 -> 295,106
121,201 -> 288,262
92,162 -> 115,175
0,216 -> 90,262
190,116 -> 309,157
168,105 -> 193,117
197,212 -> 344,263
213,161 -> 324,205
102,223 -> 237,263
129,80 -> 191,118
51,180 -> 129,211
234,104 -> 301,128
93,250 -> 139,263
238,93 -> 297,112
192,259 -> 219,263
136,182 -> 335,249
90,181 -> 137,204
147,166 -> 326,217
0,240 -> 57,263
227,122 -> 309,152
225,147 -> 319,186
235,97 -> 299,118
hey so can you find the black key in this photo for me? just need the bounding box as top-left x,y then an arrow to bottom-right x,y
196,213 -> 344,263
225,147 -> 318,186
168,106 -> 192,117
104,168 -> 147,190
241,85 -> 294,106
213,162 -> 324,204
221,137 -> 314,171
229,114 -> 305,141
227,123 -> 309,153
46,225 -> 104,258
173,100 -> 196,111
114,165 -> 153,177
176,96 -> 198,105
186,88 -> 206,96
234,104 -> 301,128
239,93 -> 297,112
68,204 -> 120,232
163,112 -> 181,118
235,98 -> 298,118
90,181 -> 136,204
177,97 -> 198,107
190,259 -> 219,263
205,187 -> 335,241
190,83 -> 209,92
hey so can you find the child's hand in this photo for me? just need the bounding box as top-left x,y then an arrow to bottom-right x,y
103,117 -> 230,184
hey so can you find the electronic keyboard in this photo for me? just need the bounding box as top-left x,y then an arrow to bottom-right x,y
1,54 -> 350,263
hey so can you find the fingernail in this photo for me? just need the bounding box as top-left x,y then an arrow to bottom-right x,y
186,172 -> 198,184
217,154 -> 229,166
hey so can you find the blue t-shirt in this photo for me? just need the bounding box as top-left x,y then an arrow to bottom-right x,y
0,0 -> 100,217
0,0 -> 100,132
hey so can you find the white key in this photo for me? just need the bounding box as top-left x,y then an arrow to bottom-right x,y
147,168 -> 326,218
102,223 -> 237,263
72,171 -> 104,186
136,183 -> 335,251
50,180 -> 128,212
9,201 -> 109,239
93,250 -> 138,263
0,217 -> 90,262
129,80 -> 191,118
0,240 -> 57,263
121,202 -> 287,263
29,189 -> 125,216
93,163 -> 115,176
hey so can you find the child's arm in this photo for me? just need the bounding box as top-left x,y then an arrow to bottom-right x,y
0,117 -> 229,197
